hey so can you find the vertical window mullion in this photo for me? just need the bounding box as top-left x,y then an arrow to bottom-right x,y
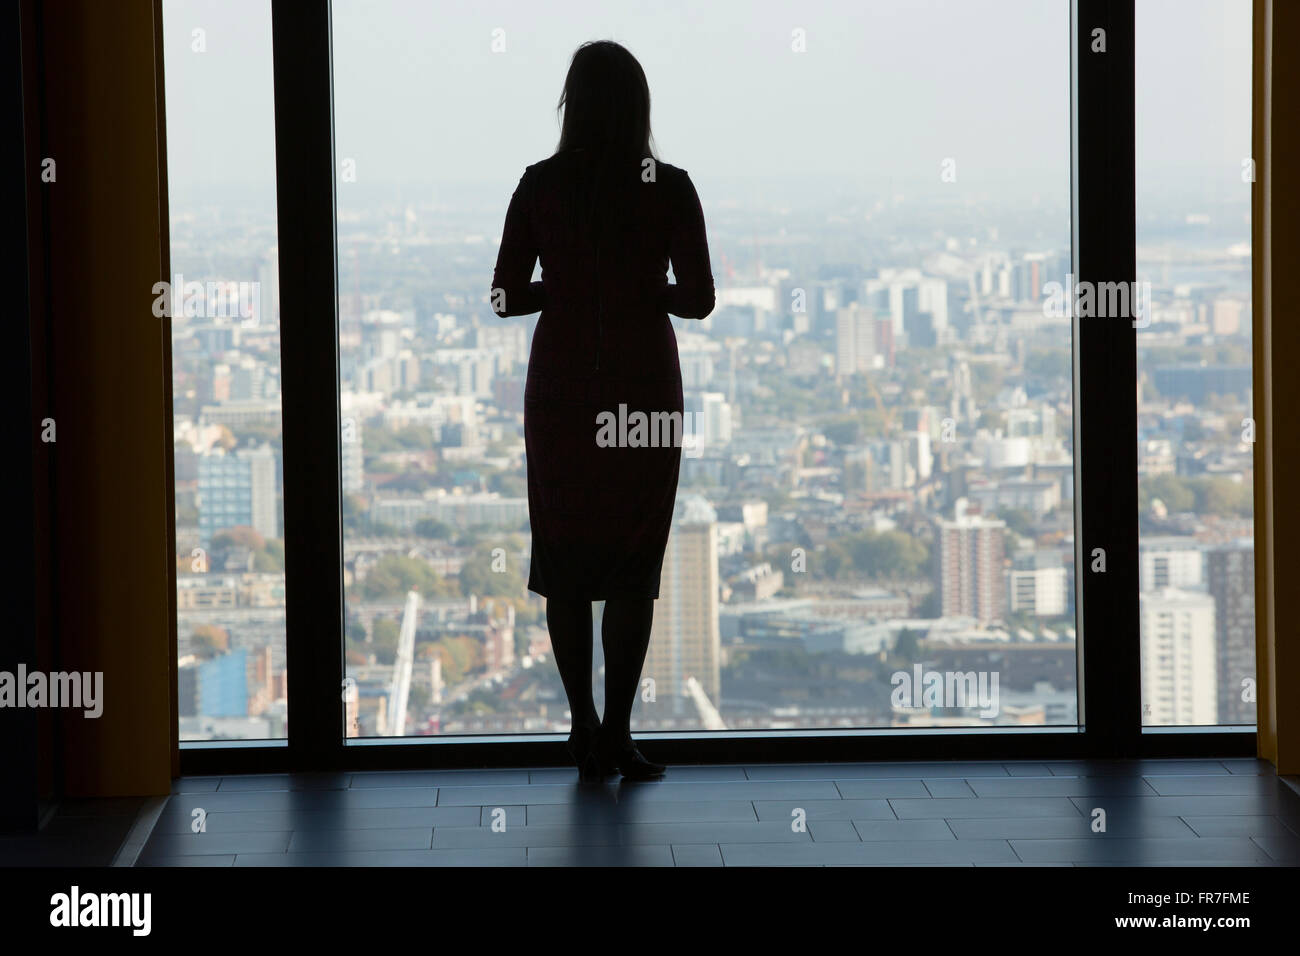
1073,0 -> 1141,754
271,0 -> 346,770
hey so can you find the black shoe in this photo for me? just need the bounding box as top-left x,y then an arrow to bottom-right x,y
565,722 -> 603,785
596,729 -> 665,780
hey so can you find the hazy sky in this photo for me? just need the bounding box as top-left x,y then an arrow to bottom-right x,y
162,0 -> 1250,208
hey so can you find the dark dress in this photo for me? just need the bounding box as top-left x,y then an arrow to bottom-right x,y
490,150 -> 715,600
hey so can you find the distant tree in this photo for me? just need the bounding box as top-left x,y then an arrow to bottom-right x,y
822,418 -> 860,446
458,541 -> 525,597
414,518 -> 453,540
764,487 -> 793,512
490,474 -> 527,497
1139,474 -> 1195,513
212,526 -> 266,552
371,618 -> 399,665
427,635 -> 480,684
394,425 -> 434,450
360,554 -> 456,599
970,363 -> 1004,403
252,547 -> 284,572
917,591 -> 941,618
859,407 -> 887,438
191,625 -> 228,659
363,428 -> 402,455
842,530 -> 929,581
893,627 -> 921,663
818,543 -> 849,579
996,507 -> 1037,539
1006,610 -> 1036,635
382,470 -> 437,494
1196,478 -> 1252,518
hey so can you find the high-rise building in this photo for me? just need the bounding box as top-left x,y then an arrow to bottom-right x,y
679,350 -> 716,389
198,443 -> 278,543
905,430 -> 933,483
949,356 -> 977,424
1207,544 -> 1255,724
865,269 -> 949,340
473,323 -> 527,370
1007,550 -> 1068,618
686,391 -> 732,450
867,439 -> 912,490
644,496 -> 722,717
835,303 -> 876,377
229,354 -> 272,401
937,500 -> 1006,624
1139,537 -> 1204,590
1139,587 -> 1217,725
197,648 -> 250,718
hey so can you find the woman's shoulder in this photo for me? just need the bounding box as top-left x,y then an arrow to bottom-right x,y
531,151 -> 691,174
650,161 -> 699,195
644,159 -> 683,177
521,154 -> 696,197
519,153 -> 575,186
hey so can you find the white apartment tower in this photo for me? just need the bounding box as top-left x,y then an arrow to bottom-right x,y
644,496 -> 722,718
1139,587 -> 1217,725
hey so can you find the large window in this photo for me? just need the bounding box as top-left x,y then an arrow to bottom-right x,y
331,0 -> 1076,738
163,0 -> 1257,765
164,0 -> 288,741
1135,0 -> 1254,727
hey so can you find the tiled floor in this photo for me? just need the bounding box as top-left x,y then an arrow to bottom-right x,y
4,759 -> 1296,866
118,758 -> 1300,867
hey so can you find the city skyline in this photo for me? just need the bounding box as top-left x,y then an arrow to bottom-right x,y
161,0 -> 1255,741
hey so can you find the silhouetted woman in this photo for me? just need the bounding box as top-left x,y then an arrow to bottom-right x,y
490,40 -> 715,782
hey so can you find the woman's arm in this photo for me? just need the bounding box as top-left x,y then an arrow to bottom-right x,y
490,166 -> 546,317
661,168 -> 716,320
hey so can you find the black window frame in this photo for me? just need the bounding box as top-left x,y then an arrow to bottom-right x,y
179,0 -> 1255,775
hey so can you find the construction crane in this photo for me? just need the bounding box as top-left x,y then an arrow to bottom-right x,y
683,676 -> 728,731
385,589 -> 421,736
867,377 -> 895,434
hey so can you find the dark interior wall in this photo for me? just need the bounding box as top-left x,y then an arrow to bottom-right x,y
2,0 -> 39,832
1253,0 -> 1300,774
14,0 -> 175,803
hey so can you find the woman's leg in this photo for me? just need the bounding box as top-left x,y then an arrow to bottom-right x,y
599,596 -> 656,743
545,596 -> 598,732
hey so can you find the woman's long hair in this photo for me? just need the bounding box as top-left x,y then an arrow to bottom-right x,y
555,40 -> 657,162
